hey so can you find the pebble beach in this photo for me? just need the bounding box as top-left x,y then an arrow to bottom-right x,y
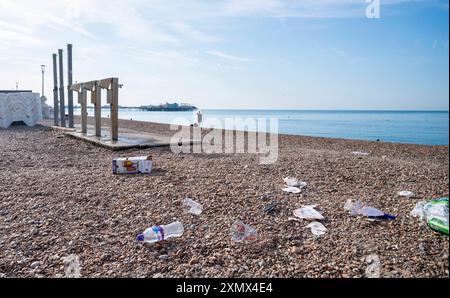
0,117 -> 448,278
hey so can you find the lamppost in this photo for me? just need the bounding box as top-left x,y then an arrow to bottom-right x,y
41,65 -> 46,96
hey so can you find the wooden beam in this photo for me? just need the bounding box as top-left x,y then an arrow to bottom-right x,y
93,84 -> 102,137
67,44 -> 74,128
52,53 -> 59,126
110,78 -> 119,141
83,81 -> 96,91
58,49 -> 66,127
71,83 -> 82,92
81,89 -> 87,134
98,78 -> 112,89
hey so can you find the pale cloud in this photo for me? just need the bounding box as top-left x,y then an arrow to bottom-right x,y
0,28 -> 45,46
206,50 -> 250,62
171,21 -> 220,43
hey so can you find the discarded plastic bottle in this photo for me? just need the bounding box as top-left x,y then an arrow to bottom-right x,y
136,221 -> 184,243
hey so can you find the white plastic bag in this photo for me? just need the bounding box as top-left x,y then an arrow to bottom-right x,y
282,187 -> 302,194
306,221 -> 327,237
283,177 -> 307,188
348,200 -> 384,217
398,191 -> 415,198
410,201 -> 427,220
183,198 -> 203,215
352,151 -> 369,157
293,205 -> 324,220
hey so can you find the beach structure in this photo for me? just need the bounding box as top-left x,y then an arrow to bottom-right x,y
70,77 -> 120,141
52,44 -> 74,127
67,44 -> 74,128
52,53 -> 59,125
58,49 -> 66,127
0,91 -> 43,128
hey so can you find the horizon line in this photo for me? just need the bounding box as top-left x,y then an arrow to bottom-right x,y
68,106 -> 449,112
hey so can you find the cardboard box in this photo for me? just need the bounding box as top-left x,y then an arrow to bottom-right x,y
112,155 -> 152,174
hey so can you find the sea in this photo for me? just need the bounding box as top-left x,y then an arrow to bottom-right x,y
70,108 -> 449,146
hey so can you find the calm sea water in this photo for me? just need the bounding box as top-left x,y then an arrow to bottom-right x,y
70,108 -> 449,145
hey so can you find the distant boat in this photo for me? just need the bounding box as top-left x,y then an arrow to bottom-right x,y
139,102 -> 197,112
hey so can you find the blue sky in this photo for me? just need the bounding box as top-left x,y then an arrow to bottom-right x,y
0,0 -> 448,110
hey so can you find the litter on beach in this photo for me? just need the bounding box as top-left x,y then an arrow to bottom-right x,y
411,197 -> 448,235
263,202 -> 277,214
365,254 -> 381,278
398,191 -> 415,198
183,198 -> 203,215
352,151 -> 369,157
282,186 -> 302,194
283,177 -> 307,188
231,221 -> 258,242
137,221 -> 184,243
112,155 -> 152,174
306,221 -> 327,237
293,205 -> 324,220
346,199 -> 396,220
61,254 -> 82,278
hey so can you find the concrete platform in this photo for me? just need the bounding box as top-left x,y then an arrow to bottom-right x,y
51,124 -> 199,150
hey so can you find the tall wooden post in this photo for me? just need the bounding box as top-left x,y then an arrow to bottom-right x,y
91,83 -> 102,137
81,88 -> 87,134
110,78 -> 119,141
52,54 -> 59,125
58,49 -> 66,127
67,44 -> 74,128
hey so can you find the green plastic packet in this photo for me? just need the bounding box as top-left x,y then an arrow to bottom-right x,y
425,197 -> 449,235
428,217 -> 449,235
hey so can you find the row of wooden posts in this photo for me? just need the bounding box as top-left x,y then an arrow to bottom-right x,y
52,44 -> 119,141
52,44 -> 73,128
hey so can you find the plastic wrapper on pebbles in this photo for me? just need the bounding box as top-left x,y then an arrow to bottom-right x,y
344,199 -> 396,220
183,198 -> 203,215
283,177 -> 307,188
398,191 -> 415,198
411,197 -> 448,235
306,221 -> 327,237
282,186 -> 302,194
293,205 -> 324,220
231,221 -> 257,242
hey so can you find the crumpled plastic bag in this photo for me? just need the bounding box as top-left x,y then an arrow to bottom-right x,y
352,151 -> 369,157
398,191 -> 415,198
306,221 -> 327,237
293,205 -> 324,220
283,177 -> 307,188
345,199 -> 396,220
282,186 -> 302,194
183,198 -> 203,216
